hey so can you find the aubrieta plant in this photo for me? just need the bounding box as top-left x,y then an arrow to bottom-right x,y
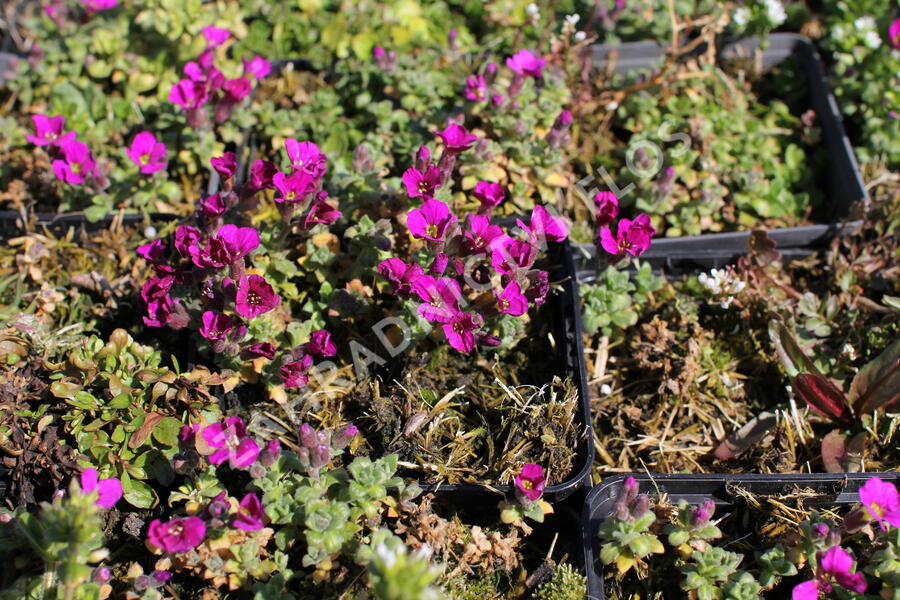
597,476 -> 900,600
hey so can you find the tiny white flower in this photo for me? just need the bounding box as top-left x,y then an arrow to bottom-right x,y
600,383 -> 612,395
763,0 -> 786,26
604,101 -> 619,111
526,3 -> 539,16
144,225 -> 157,238
732,7 -> 750,28
574,31 -> 587,42
863,30 -> 882,49
854,16 -> 877,32
565,13 -> 580,25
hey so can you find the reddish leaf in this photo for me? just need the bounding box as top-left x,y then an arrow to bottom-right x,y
821,430 -> 865,473
128,412 -> 165,449
794,373 -> 853,426
769,321 -> 823,379
850,338 -> 900,416
713,411 -> 777,460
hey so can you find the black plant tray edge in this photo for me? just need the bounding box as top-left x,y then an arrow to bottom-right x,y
0,210 -> 183,239
588,33 -> 868,267
582,472 -> 900,600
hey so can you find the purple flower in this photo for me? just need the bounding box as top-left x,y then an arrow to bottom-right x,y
332,424 -> 358,449
147,517 -> 206,553
215,224 -> 260,263
127,131 -> 167,174
465,74 -> 487,101
303,199 -> 342,228
378,258 -> 424,296
859,477 -> 900,530
232,493 -> 266,531
598,214 -> 655,257
280,355 -> 313,388
243,56 -> 272,79
491,238 -> 537,274
140,275 -> 174,303
434,123 -> 479,153
273,170 -> 317,204
401,166 -> 442,199
250,159 -> 278,190
52,138 -> 95,185
137,239 -> 167,264
593,191 -> 619,227
210,152 -> 238,179
169,79 -> 208,111
241,342 -> 277,360
199,311 -> 234,341
79,468 -> 122,509
793,546 -> 867,599
506,49 -> 546,78
285,139 -> 327,179
890,18 -> 900,49
235,274 -> 280,318
473,181 -> 505,211
222,77 -> 252,105
413,276 -> 463,323
200,193 -> 227,219
442,311 -> 483,353
517,205 -> 568,244
464,214 -> 505,254
514,463 -> 545,501
26,114 -> 66,146
202,26 -> 231,48
304,329 -> 337,358
496,281 -> 529,316
174,225 -> 202,258
407,199 -> 457,242
202,417 -> 260,468
80,0 -> 116,10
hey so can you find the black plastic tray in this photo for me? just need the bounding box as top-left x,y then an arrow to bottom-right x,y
588,34 -> 867,270
0,210 -> 182,239
582,473 -> 900,599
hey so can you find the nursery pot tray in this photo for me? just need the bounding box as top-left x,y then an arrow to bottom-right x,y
582,473 -> 900,600
0,210 -> 182,239
588,34 -> 867,270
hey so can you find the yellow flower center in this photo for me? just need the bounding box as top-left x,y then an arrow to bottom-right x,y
287,191 -> 296,201
521,480 -> 533,490
872,502 -> 885,517
426,224 -> 439,238
140,154 -> 150,165
71,163 -> 82,174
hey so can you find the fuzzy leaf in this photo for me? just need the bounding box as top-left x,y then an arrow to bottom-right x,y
850,338 -> 900,416
794,373 -> 852,425
769,321 -> 822,378
821,430 -> 847,473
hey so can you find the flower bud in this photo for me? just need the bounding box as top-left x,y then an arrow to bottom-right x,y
134,575 -> 152,592
332,424 -> 358,450
297,447 -> 310,468
250,463 -> 266,479
93,566 -> 112,585
484,63 -> 498,86
415,145 -> 431,171
631,494 -> 650,518
259,439 -> 281,467
311,444 -> 331,469
299,424 -> 317,448
430,253 -> 449,275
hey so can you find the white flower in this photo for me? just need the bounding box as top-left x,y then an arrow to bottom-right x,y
732,7 -> 750,28
600,383 -> 612,395
863,30 -> 882,49
565,13 -> 580,26
526,3 -> 539,16
698,268 -> 745,308
763,0 -> 786,26
574,31 -> 587,42
374,542 -> 399,569
144,226 -> 157,238
854,16 -> 877,31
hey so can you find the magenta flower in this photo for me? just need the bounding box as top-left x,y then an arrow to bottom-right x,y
216,224 -> 260,263
137,239 -> 167,264
413,276 -> 463,323
285,139 -> 327,179
202,417 -> 260,468
378,258 -> 424,296
79,468 -> 122,509
464,214 -> 505,254
473,181 -> 505,211
201,26 -> 231,48
232,494 -> 266,531
304,200 -> 342,228
491,238 -> 537,275
26,114 -> 66,146
407,199 -> 457,242
80,0 -> 116,11
127,131 -> 167,174
147,517 -> 207,553
174,225 -> 202,258
280,355 -> 313,388
304,330 -> 337,358
241,342 -> 277,360
593,191 -> 619,227
518,205 -> 568,244
598,214 -> 655,257
859,477 -> 900,530
200,193 -> 227,219
235,274 -> 280,319
890,18 -> 900,49
223,77 -> 252,103
250,159 -> 278,190
465,74 -> 487,101
434,123 -> 479,153
140,275 -> 174,303
199,311 -> 234,341
273,170 -> 317,204
506,49 -> 546,78
243,56 -> 272,79
52,138 -> 95,185
211,152 -> 237,179
144,296 -> 175,327
442,311 -> 483,353
401,166 -> 442,199
169,79 -> 208,111
496,281 -> 529,316
793,546 -> 867,599
514,463 -> 545,501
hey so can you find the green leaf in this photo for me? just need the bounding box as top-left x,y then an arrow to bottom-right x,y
152,416 -> 182,447
120,473 -> 157,508
850,338 -> 900,415
769,320 -> 822,378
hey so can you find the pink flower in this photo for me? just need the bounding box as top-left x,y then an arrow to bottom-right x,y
496,281 -> 528,316
234,274 -> 279,318
200,311 -> 234,341
79,468 -> 122,509
241,342 -> 277,360
859,477 -> 900,530
26,114 -> 66,146
593,191 -> 619,227
169,79 -> 208,110
464,214 -> 505,255
140,275 -> 174,303
434,123 -> 478,153
518,205 -> 568,244
401,166 -> 442,199
473,181 -> 505,211
232,494 -> 266,531
200,193 -> 227,219
465,74 -> 486,101
137,239 -> 167,264
250,159 -> 278,190
144,296 -> 175,327
304,330 -> 337,357
514,463 -> 545,501
223,77 -> 252,103
442,311 -> 483,353
890,18 -> 900,49
147,517 -> 206,553
281,355 -> 313,388
491,238 -> 537,274
202,417 -> 260,468
202,26 -> 231,48
407,199 -> 457,242
378,258 -> 424,296
52,138 -> 95,185
285,139 -> 327,179
80,0 -> 116,11
304,200 -> 342,228
820,546 -> 867,593
243,56 -> 271,79
506,49 -> 546,78
127,131 -> 167,174
273,170 -> 317,204
211,152 -> 238,179
413,276 -> 463,323
174,225 -> 202,258
215,224 -> 260,263
598,214 -> 655,257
